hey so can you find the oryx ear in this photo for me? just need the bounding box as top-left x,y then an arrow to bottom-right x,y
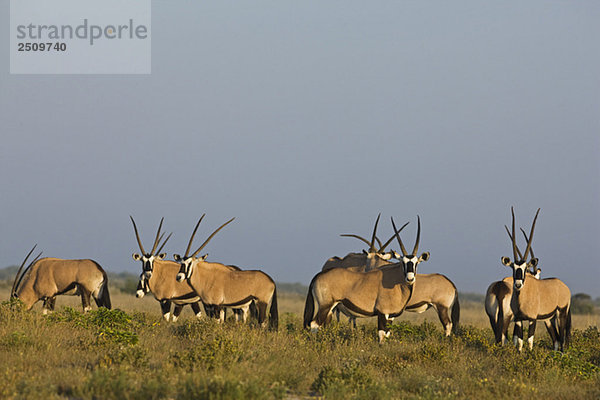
200,253 -> 208,261
534,267 -> 542,279
393,251 -> 401,259
419,252 -> 430,262
381,253 -> 392,260
157,253 -> 166,260
501,257 -> 512,266
133,253 -> 142,261
529,258 -> 539,268
173,254 -> 181,262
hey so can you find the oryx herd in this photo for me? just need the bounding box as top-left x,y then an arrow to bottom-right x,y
8,208 -> 572,351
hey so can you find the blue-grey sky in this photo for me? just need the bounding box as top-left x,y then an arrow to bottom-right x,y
1,1 -> 599,295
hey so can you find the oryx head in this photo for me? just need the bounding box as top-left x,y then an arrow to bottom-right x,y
130,216 -> 172,280
11,244 -> 43,300
340,213 -> 409,270
174,215 -> 235,282
501,207 -> 540,291
391,216 -> 430,285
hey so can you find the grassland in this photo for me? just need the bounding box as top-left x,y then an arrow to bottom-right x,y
0,280 -> 599,399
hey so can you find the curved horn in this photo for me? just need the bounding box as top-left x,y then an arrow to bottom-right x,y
191,217 -> 235,258
11,245 -> 38,298
379,221 -> 410,252
374,236 -> 383,250
150,217 -> 165,255
391,217 -> 408,256
184,214 -> 206,257
340,234 -> 372,248
522,208 -> 540,262
370,213 -> 381,253
504,225 -> 523,260
412,215 -> 421,256
130,216 -> 146,255
520,228 -> 534,259
511,207 -> 520,262
156,232 -> 173,255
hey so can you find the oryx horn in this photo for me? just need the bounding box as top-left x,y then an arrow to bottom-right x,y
511,207 -> 519,261
130,216 -> 147,255
520,228 -> 535,259
522,208 -> 540,262
156,232 -> 173,255
379,221 -> 410,252
190,217 -> 236,258
150,217 -> 165,255
504,225 -> 523,260
412,215 -> 421,256
184,214 -> 206,257
369,213 -> 381,253
390,217 -> 409,256
11,244 -> 41,298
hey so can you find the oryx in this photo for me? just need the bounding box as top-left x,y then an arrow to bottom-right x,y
304,216 -> 430,343
174,216 -> 278,329
130,216 -> 206,322
325,215 -> 460,336
501,207 -> 571,351
11,245 -> 111,313
485,226 -> 544,346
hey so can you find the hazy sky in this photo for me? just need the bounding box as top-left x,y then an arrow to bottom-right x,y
1,1 -> 599,296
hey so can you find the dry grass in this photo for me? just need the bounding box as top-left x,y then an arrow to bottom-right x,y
0,281 -> 599,399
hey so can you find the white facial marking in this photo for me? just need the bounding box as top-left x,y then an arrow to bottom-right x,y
136,290 -> 145,298
176,273 -> 185,282
406,272 -> 415,281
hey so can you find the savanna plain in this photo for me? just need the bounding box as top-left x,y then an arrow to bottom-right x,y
0,276 -> 599,400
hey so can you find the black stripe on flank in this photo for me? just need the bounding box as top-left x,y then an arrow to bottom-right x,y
340,299 -> 375,317
406,301 -> 431,311
222,296 -> 255,308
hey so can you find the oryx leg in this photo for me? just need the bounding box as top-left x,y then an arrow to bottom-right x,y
191,302 -> 203,319
42,297 -> 56,315
256,301 -> 270,328
502,315 -> 512,345
311,303 -> 335,332
377,314 -> 393,343
513,320 -> 524,351
79,287 -> 93,313
171,304 -> 184,322
160,300 -> 172,322
544,317 -> 559,349
436,306 -> 452,337
526,320 -> 537,350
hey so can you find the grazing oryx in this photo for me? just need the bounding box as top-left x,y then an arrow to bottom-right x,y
485,226 -> 545,346
502,207 -> 571,351
304,216 -> 430,343
11,245 -> 111,313
174,216 -> 278,329
131,216 -> 208,322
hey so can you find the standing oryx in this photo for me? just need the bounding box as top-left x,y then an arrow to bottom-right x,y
501,207 -> 571,351
324,215 -> 460,336
11,245 -> 111,313
304,216 -> 430,343
174,216 -> 278,329
131,216 -> 206,322
485,226 -> 544,346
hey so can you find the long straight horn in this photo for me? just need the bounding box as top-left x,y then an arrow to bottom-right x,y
391,217 -> 408,256
379,221 -> 410,252
150,217 -> 165,254
130,216 -> 146,255
520,228 -> 535,259
522,208 -> 540,261
370,213 -> 381,253
184,214 -> 206,257
13,251 -> 42,299
339,234 -> 371,247
504,225 -> 523,260
412,215 -> 421,256
11,244 -> 38,297
511,207 -> 519,261
191,217 -> 235,258
156,232 -> 173,255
